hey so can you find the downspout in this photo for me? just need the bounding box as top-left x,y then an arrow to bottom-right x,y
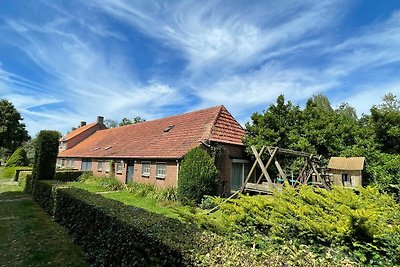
176,159 -> 180,186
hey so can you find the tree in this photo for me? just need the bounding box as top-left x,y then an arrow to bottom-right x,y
133,116 -> 146,124
336,102 -> 357,120
119,118 -> 132,126
244,95 -> 308,155
104,119 -> 118,128
177,147 -> 219,204
6,147 -> 28,167
0,99 -> 30,155
370,93 -> 400,153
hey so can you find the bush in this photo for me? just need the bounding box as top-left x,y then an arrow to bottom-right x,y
18,171 -> 32,189
127,182 -> 178,202
79,174 -> 124,191
178,147 -> 219,204
6,147 -> 28,167
54,171 -> 89,182
31,181 -> 265,266
2,166 -> 31,180
196,186 -> 400,266
32,130 -> 60,181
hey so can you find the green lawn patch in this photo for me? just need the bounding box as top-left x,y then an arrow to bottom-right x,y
68,181 -> 191,220
0,176 -> 89,266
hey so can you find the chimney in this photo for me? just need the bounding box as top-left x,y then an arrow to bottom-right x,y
97,116 -> 104,124
80,121 -> 87,127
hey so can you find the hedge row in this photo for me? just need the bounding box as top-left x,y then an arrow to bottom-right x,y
54,170 -> 90,182
32,180 -> 263,266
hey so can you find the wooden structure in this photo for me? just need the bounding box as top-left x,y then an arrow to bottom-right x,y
241,146 -> 332,194
327,157 -> 365,188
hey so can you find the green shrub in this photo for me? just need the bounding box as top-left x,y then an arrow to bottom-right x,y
32,130 -> 60,181
155,186 -> 179,202
2,166 -> 31,180
197,186 -> 400,265
6,147 -> 28,167
79,174 -> 123,191
178,147 -> 219,204
18,171 -> 32,189
127,182 -> 157,197
54,171 -> 90,182
31,184 -> 265,266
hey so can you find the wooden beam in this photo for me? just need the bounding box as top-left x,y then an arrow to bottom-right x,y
274,159 -> 288,182
252,146 -> 273,187
256,146 -> 277,184
240,146 -> 266,192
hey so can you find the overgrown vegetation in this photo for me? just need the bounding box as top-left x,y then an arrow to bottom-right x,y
78,173 -> 124,191
178,147 -> 219,204
191,186 -> 400,266
127,182 -> 178,202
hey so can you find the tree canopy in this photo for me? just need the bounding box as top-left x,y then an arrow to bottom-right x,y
245,93 -> 400,195
0,99 -> 30,156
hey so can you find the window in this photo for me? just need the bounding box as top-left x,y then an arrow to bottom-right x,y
156,162 -> 166,179
342,173 -> 352,186
116,161 -> 123,174
97,161 -> 103,172
141,161 -> 151,177
104,161 -> 110,173
61,159 -> 65,167
81,159 -> 92,171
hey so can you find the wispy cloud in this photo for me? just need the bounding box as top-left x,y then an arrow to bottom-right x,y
0,1 -> 399,135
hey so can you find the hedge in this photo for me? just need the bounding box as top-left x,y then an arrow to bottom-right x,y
32,180 -> 263,266
32,130 -> 60,181
54,171 -> 90,182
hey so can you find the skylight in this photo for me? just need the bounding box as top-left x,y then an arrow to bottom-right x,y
163,125 -> 174,132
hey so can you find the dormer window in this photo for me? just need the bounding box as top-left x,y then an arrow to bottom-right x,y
105,146 -> 112,150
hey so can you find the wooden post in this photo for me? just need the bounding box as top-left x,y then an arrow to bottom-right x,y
251,146 -> 273,187
240,146 -> 266,192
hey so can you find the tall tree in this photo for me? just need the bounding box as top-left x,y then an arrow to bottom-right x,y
370,93 -> 400,153
0,99 -> 30,155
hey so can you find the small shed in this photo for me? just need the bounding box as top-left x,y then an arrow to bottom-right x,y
327,157 -> 365,188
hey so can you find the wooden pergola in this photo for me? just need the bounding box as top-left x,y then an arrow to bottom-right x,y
241,145 -> 332,194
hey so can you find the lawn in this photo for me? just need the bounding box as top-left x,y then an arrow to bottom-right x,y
68,181 -> 192,220
0,167 -> 89,267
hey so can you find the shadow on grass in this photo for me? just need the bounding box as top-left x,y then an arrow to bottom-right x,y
0,182 -> 89,267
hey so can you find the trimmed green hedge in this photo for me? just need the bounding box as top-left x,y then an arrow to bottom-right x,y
2,166 -> 31,180
32,130 -> 60,181
32,180 -> 263,266
54,171 -> 89,182
6,147 -> 28,167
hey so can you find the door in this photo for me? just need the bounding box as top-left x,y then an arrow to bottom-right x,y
231,163 -> 243,192
126,161 -> 134,184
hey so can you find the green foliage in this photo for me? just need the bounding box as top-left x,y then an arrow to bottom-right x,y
79,174 -> 123,191
178,147 -> 219,204
18,171 -> 32,189
2,166 -> 31,180
127,182 -> 179,202
32,130 -> 60,181
54,170 -> 89,182
0,99 -> 30,155
196,186 -> 400,265
31,181 -> 265,266
6,147 -> 28,167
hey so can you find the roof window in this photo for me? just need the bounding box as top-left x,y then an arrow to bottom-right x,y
93,147 -> 100,151
105,146 -> 112,150
163,125 -> 174,132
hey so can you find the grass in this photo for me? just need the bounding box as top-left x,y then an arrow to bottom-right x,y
68,181 -> 192,220
0,167 -> 89,267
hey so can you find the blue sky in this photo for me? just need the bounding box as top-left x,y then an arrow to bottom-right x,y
1,0 -> 400,136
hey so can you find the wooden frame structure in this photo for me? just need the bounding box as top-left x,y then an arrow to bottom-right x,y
241,145 -> 332,194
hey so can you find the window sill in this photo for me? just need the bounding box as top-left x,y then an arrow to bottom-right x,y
156,175 -> 166,179
141,173 -> 150,178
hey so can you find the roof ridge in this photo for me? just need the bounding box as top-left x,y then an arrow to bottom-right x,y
111,105 -> 224,130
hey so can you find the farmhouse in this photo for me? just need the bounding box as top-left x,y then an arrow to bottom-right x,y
57,106 -> 249,194
327,157 -> 365,188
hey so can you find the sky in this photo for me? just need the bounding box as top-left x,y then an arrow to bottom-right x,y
1,0 -> 400,136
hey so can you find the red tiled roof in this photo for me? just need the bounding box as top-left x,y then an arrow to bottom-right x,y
62,123 -> 97,141
58,106 -> 245,159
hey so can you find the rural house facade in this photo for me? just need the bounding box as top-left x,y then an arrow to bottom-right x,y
57,106 -> 250,194
327,157 -> 365,188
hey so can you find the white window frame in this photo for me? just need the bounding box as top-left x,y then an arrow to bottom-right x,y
141,161 -> 151,177
156,162 -> 167,179
116,161 -> 123,174
97,160 -> 103,172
